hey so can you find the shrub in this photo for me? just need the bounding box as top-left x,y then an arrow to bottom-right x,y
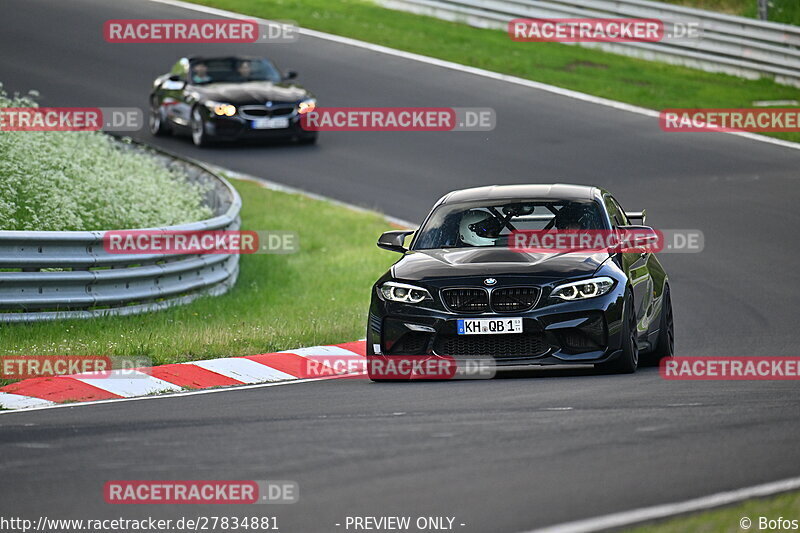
0,84 -> 212,231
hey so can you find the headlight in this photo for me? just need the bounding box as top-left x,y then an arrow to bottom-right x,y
379,281 -> 431,304
551,277 -> 614,301
297,98 -> 316,115
206,101 -> 237,117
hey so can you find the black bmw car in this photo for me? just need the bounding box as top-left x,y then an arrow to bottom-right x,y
149,56 -> 317,146
367,184 -> 674,379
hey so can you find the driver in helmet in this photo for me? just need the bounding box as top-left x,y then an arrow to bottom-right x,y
554,203 -> 598,230
459,210 -> 503,246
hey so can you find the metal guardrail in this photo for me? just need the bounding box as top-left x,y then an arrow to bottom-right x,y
380,0 -> 800,87
0,140 -> 242,322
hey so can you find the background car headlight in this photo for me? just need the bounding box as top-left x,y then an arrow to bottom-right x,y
379,281 -> 431,303
297,98 -> 316,115
206,101 -> 237,117
551,277 -> 614,301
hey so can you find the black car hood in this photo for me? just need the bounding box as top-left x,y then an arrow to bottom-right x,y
192,81 -> 310,105
392,248 -> 609,281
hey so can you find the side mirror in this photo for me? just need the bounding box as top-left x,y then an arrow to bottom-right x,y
626,209 -> 646,225
616,225 -> 661,254
377,230 -> 414,253
283,70 -> 298,80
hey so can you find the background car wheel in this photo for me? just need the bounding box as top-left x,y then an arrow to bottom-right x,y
297,133 -> 318,145
191,107 -> 211,147
596,290 -> 639,374
650,285 -> 674,361
148,99 -> 170,136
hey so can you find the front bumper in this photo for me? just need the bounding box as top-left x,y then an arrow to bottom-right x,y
367,281 -> 627,367
205,113 -> 315,141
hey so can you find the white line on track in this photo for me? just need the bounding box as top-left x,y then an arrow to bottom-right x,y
149,0 -> 800,153
519,475 -> 800,533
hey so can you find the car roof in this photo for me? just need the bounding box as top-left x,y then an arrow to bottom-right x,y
440,184 -> 602,204
187,56 -> 267,63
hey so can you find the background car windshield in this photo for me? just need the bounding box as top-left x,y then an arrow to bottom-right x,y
412,199 -> 606,249
190,58 -> 281,84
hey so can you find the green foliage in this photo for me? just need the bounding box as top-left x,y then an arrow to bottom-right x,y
0,85 -> 212,231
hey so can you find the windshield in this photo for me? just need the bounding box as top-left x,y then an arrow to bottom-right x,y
189,58 -> 282,85
412,199 -> 607,249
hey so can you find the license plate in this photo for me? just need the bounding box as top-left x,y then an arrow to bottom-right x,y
251,117 -> 290,129
457,318 -> 523,335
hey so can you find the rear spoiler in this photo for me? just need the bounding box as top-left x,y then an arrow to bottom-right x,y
626,210 -> 646,225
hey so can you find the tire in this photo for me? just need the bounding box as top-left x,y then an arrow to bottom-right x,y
191,107 -> 211,147
148,99 -> 170,136
297,133 -> 318,145
596,290 -> 639,374
650,285 -> 674,360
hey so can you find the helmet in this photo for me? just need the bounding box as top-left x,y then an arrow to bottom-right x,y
459,210 -> 503,246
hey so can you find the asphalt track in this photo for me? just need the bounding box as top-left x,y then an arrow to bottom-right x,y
2,0 -> 800,531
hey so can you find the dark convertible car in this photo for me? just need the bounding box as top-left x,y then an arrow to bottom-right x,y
149,56 -> 317,146
367,184 -> 674,379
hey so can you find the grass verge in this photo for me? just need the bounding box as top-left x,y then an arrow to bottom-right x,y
0,177 -> 398,386
185,0 -> 800,143
625,489 -> 800,532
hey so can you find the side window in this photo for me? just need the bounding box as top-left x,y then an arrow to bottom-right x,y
603,195 -> 628,228
610,197 -> 630,226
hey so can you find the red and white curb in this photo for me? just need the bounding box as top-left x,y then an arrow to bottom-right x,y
0,341 -> 366,411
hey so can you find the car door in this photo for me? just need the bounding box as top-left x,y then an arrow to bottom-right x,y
162,58 -> 192,129
604,194 -> 655,340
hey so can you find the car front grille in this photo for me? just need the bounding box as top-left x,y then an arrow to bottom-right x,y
238,104 -> 296,119
442,288 -> 489,313
490,287 -> 540,312
442,286 -> 540,313
434,333 -> 549,358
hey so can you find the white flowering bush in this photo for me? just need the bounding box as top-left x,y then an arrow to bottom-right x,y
0,84 -> 212,231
